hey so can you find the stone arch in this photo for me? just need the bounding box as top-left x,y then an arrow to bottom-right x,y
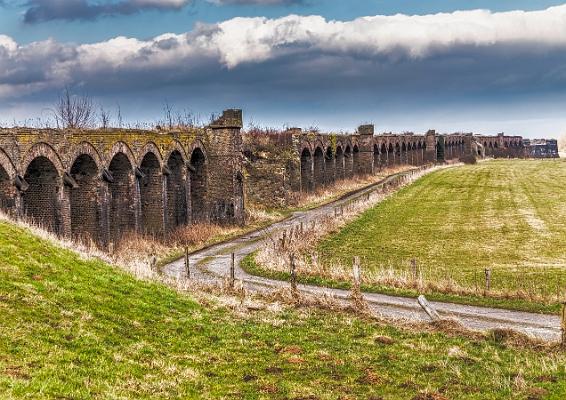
108,151 -> 137,244
313,146 -> 325,189
22,155 -> 62,234
21,143 -> 65,176
335,145 -> 344,180
139,149 -> 164,235
379,143 -> 387,169
163,140 -> 188,164
108,141 -> 137,170
189,147 -> 208,223
0,149 -> 17,213
138,142 -> 164,169
395,143 -> 401,165
166,149 -> 187,230
344,145 -> 354,178
68,142 -> 103,172
69,153 -> 101,243
300,147 -> 313,192
388,142 -> 394,166
352,145 -> 360,175
373,144 -> 380,172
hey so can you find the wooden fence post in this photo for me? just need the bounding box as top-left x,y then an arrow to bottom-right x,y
353,256 -> 361,291
418,295 -> 441,321
484,268 -> 491,293
411,258 -> 418,281
184,247 -> 190,279
561,302 -> 566,348
290,254 -> 297,293
230,252 -> 235,289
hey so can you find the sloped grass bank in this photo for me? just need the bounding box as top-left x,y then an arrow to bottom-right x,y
0,221 -> 565,399
312,160 -> 566,313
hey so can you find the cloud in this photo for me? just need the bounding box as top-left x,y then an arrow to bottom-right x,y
19,0 -> 191,23
3,5 -> 566,128
207,0 -> 303,5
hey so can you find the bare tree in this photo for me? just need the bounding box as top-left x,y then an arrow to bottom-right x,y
99,105 -> 111,129
116,102 -> 123,129
54,88 -> 95,129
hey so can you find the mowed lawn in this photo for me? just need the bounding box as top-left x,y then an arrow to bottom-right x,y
1,222 -> 566,399
318,160 -> 566,312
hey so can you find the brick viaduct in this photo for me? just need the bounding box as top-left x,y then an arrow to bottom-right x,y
0,109 -> 524,245
0,110 -> 244,246
243,125 -> 524,207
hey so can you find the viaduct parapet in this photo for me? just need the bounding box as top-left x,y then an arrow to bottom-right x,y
0,110 -> 527,244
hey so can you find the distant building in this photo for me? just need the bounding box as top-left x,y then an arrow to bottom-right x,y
523,138 -> 559,158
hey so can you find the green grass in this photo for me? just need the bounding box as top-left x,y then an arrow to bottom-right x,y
241,253 -> 563,314
306,160 -> 566,313
1,221 -> 566,399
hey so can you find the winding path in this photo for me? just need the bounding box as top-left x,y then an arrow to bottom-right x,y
163,168 -> 562,343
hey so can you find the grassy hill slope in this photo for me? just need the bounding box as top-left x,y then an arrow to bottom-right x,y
312,160 -> 566,313
0,220 -> 565,399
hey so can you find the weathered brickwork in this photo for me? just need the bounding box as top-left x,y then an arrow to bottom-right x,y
243,126 -> 526,208
0,109 -> 534,244
0,109 -> 245,246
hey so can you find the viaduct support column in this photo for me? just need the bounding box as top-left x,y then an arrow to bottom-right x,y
208,109 -> 245,225
425,130 -> 437,163
357,125 -> 375,175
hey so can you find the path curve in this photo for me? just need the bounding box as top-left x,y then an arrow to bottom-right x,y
163,168 -> 562,343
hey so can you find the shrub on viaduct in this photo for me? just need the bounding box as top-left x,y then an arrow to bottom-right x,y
0,110 -> 244,246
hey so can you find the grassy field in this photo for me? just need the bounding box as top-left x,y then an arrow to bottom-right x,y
1,221 -> 566,398
307,160 -> 566,313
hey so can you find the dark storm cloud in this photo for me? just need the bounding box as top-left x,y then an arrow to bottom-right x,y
207,0 -> 303,5
2,6 -> 566,125
18,0 -> 191,23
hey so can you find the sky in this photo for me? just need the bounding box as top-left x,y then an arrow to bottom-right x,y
1,1 -> 566,138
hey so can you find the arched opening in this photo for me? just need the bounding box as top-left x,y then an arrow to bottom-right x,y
401,142 -> 407,165
313,147 -> 325,190
373,144 -> 380,173
335,146 -> 344,180
436,138 -> 445,161
324,147 -> 335,184
108,152 -> 136,244
380,143 -> 387,169
412,143 -> 418,165
22,157 -> 61,234
388,143 -> 394,166
345,146 -> 353,178
300,148 -> 313,193
0,164 -> 15,213
70,154 -> 100,242
353,145 -> 360,175
166,151 -> 187,230
189,148 -> 208,223
139,152 -> 163,235
395,143 -> 401,165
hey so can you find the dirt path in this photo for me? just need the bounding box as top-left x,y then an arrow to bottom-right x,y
162,168 -> 562,343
